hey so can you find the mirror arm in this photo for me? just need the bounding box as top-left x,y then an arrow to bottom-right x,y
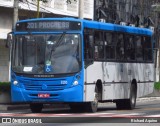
6,32 -> 13,48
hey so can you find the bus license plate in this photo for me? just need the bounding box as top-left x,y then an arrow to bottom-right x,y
38,94 -> 50,98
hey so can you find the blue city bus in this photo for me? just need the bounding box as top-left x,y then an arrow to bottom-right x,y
10,18 -> 154,113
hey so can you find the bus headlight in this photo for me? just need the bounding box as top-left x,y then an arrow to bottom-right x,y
13,80 -> 19,86
73,80 -> 79,86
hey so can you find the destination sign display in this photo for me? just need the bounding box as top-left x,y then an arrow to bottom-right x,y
16,21 -> 81,31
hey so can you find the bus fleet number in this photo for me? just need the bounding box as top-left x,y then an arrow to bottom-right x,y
61,81 -> 67,85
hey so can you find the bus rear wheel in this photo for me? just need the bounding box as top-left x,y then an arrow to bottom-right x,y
85,86 -> 98,113
126,84 -> 137,109
30,103 -> 43,113
116,84 -> 137,110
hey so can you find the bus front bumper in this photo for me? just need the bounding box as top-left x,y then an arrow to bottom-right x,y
11,85 -> 83,103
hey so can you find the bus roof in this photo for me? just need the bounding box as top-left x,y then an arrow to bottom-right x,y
82,19 -> 153,36
16,17 -> 153,36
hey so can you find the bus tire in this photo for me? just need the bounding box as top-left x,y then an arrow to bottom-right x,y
126,84 -> 137,109
30,103 -> 43,113
116,84 -> 137,110
85,85 -> 98,113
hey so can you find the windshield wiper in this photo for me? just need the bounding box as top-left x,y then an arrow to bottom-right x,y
48,32 -> 66,61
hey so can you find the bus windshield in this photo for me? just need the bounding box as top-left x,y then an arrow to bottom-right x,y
12,33 -> 81,75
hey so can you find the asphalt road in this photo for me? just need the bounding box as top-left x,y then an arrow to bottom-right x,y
0,98 -> 160,125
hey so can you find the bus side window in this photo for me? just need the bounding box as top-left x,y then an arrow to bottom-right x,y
84,35 -> 93,59
116,34 -> 124,60
143,36 -> 152,61
94,31 -> 104,60
105,32 -> 115,60
136,36 -> 143,61
125,35 -> 135,61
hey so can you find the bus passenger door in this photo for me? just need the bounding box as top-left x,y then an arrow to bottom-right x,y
84,31 -> 94,101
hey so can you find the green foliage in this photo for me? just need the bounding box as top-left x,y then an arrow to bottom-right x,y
154,82 -> 160,90
0,82 -> 11,92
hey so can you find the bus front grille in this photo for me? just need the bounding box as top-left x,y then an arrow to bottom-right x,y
23,83 -> 65,91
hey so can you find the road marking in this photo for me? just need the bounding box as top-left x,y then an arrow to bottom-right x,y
144,115 -> 160,117
0,112 -> 147,117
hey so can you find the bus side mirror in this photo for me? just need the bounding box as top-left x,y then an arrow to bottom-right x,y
6,32 -> 13,48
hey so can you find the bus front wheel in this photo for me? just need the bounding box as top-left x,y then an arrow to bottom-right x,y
30,103 -> 43,113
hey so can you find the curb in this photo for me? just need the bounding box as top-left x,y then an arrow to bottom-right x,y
136,97 -> 160,102
0,104 -> 29,111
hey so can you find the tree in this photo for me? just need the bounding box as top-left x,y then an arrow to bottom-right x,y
36,0 -> 48,18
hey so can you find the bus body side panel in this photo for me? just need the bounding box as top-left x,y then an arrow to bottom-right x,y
84,62 -> 130,101
135,63 -> 154,97
84,62 -> 154,102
